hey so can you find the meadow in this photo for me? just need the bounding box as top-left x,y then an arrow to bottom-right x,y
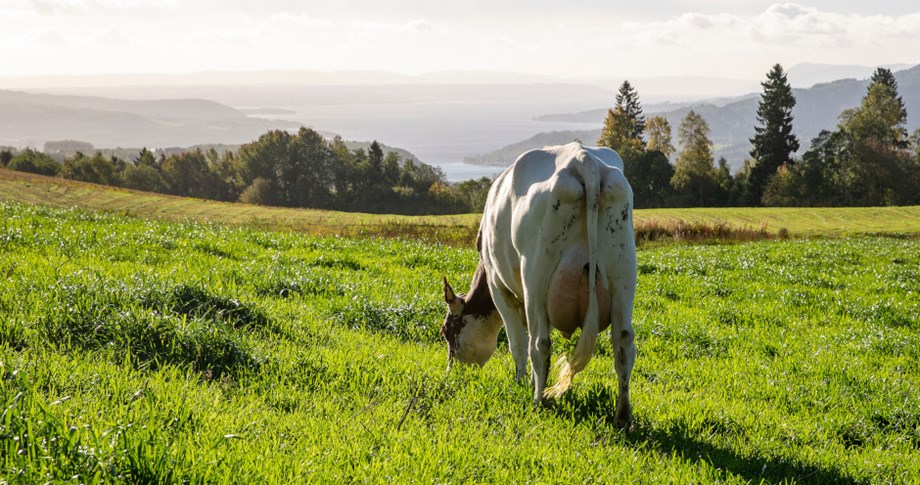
1,200 -> 919,483
4,168 -> 920,246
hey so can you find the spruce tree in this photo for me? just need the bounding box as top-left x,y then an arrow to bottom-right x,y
748,64 -> 799,205
862,68 -> 908,148
615,81 -> 645,140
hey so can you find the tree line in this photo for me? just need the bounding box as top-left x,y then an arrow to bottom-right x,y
3,67 -> 918,213
598,66 -> 920,208
0,128 -> 492,215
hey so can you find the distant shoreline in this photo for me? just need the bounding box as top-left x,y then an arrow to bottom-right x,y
238,107 -> 297,115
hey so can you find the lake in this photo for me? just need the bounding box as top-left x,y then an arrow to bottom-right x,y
261,98 -> 604,182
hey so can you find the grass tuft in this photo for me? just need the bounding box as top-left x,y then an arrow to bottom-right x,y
33,277 -> 262,378
329,296 -> 442,343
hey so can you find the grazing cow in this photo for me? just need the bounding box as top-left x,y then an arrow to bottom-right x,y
441,142 -> 637,428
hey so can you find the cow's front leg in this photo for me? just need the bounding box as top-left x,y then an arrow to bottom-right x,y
507,319 -> 529,382
527,311 -> 551,405
522,268 -> 552,405
490,282 -> 529,382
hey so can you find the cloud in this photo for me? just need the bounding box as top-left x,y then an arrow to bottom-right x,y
683,13 -> 715,29
481,35 -> 516,51
35,29 -> 67,46
30,0 -> 178,15
407,19 -> 436,33
31,0 -> 86,15
765,3 -> 811,19
3,1 -> 917,79
576,3 -> 919,76
93,27 -> 130,44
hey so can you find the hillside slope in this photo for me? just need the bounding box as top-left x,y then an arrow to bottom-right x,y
3,168 -> 920,241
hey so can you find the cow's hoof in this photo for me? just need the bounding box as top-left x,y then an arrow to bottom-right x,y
614,413 -> 634,432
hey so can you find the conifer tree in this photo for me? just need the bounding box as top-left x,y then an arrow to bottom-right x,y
615,80 -> 645,140
855,68 -> 909,148
835,67 -> 914,204
748,64 -> 799,206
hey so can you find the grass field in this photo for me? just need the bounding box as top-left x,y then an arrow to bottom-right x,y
1,201 -> 919,483
4,168 -> 920,246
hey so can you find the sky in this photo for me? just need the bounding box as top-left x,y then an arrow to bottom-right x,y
2,0 -> 918,80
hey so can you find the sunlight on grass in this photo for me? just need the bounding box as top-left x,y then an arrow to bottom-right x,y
1,201 -> 919,482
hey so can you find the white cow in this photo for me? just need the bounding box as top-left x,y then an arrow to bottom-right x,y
442,142 -> 637,428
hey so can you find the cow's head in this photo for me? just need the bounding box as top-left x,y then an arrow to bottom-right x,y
441,277 -> 499,368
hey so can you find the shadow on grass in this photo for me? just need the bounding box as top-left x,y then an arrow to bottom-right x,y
551,385 -> 865,484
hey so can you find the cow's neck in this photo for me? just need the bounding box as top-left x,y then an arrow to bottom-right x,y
461,262 -> 503,363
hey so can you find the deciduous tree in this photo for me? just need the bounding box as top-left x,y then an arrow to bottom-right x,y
598,106 -> 643,157
671,111 -> 718,206
645,116 -> 675,158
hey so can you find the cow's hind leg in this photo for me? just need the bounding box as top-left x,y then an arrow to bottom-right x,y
610,281 -> 636,430
600,164 -> 637,429
490,282 -> 528,382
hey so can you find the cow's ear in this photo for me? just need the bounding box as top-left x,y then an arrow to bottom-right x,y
443,277 -> 463,314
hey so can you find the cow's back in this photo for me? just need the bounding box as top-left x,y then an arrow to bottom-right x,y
479,142 -> 633,310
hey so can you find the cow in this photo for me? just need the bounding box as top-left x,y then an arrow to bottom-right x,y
441,142 -> 637,428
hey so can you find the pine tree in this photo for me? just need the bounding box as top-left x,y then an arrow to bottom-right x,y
748,64 -> 799,206
870,68 -> 907,130
134,147 -> 158,169
615,81 -> 645,140
857,68 -> 909,148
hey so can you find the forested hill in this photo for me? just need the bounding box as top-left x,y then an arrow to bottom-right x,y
491,64 -> 920,170
0,90 -> 298,148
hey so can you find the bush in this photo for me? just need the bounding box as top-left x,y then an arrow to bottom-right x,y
240,177 -> 279,205
7,148 -> 60,176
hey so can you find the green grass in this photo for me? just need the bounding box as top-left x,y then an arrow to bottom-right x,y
0,168 -> 481,246
1,201 -> 919,483
639,206 -> 920,237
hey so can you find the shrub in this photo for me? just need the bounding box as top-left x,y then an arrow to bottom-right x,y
7,148 -> 60,176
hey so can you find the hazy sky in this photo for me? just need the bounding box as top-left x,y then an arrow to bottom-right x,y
3,0 -> 918,79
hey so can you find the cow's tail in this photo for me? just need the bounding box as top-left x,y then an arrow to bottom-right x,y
545,153 -> 602,399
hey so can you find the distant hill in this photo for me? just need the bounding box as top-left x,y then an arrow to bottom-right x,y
534,95 -> 758,124
464,130 -> 600,166
786,62 -> 914,88
472,64 -> 920,170
0,89 -> 427,165
0,90 -> 299,148
341,141 -> 421,164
